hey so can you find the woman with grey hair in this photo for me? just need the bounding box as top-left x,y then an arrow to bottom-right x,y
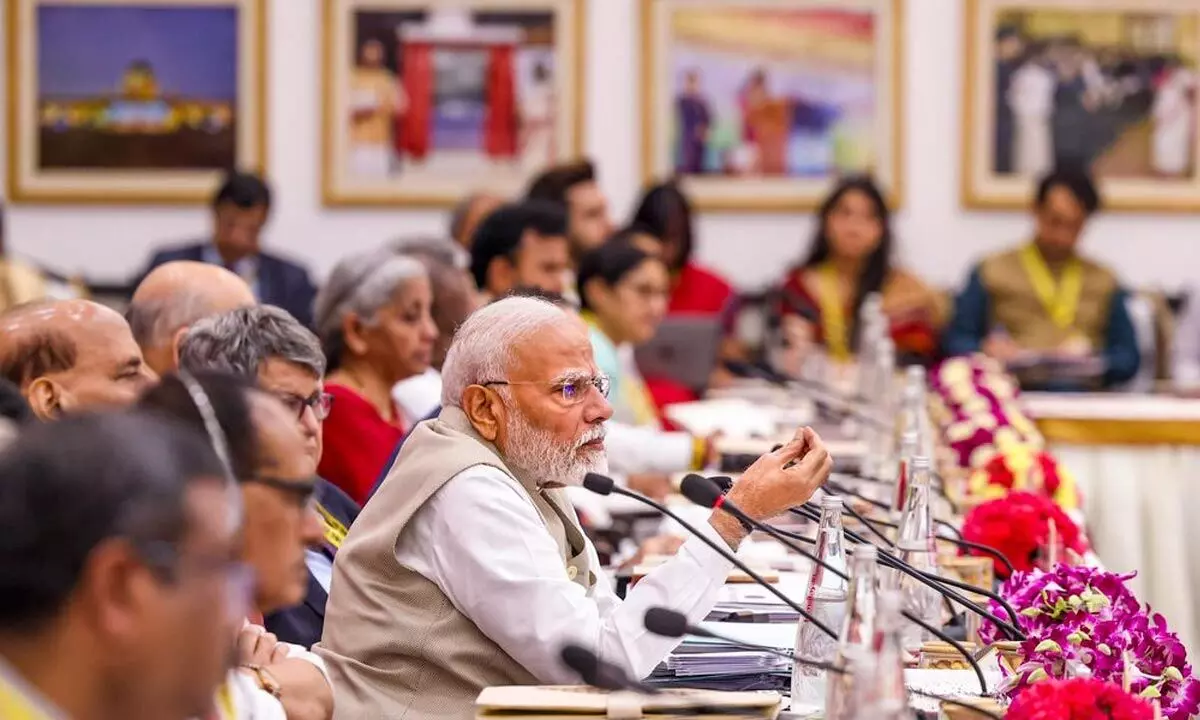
314,248 -> 437,503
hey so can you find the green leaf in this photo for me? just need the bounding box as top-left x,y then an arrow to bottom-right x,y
1140,686 -> 1162,699
1021,607 -> 1043,618
1034,640 -> 1062,654
1164,667 -> 1184,682
1027,668 -> 1049,683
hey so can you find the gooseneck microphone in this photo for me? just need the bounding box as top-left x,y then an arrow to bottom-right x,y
787,501 -> 1024,640
832,504 -> 1017,578
560,644 -> 658,693
679,475 -> 990,694
644,608 -> 1004,720
581,473 -> 837,641
721,360 -> 887,430
768,522 -> 1022,636
824,478 -> 964,540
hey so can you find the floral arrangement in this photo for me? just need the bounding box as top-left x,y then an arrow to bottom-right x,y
966,444 -> 1080,512
961,491 -> 1087,578
979,565 -> 1200,720
1005,677 -> 1155,720
931,355 -> 1081,512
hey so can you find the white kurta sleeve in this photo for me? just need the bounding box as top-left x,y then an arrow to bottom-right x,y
395,465 -> 734,683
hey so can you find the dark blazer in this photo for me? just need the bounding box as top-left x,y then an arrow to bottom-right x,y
143,242 -> 318,329
264,477 -> 360,648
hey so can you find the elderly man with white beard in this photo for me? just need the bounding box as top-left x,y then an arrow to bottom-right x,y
315,296 -> 832,719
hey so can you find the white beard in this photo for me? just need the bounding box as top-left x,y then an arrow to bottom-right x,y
504,411 -> 608,487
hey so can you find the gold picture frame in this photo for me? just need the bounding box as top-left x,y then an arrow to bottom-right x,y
962,0 -> 1200,212
5,0 -> 267,205
321,0 -> 586,207
639,0 -> 904,212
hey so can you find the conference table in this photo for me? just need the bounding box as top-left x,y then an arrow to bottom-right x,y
1023,392 -> 1200,655
659,383 -> 1200,656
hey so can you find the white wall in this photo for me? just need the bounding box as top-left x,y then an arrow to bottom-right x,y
3,0 -> 1196,292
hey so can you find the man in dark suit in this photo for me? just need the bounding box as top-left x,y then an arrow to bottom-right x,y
140,171 -> 318,328
178,304 -> 360,648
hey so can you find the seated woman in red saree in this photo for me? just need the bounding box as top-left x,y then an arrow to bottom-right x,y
773,176 -> 946,373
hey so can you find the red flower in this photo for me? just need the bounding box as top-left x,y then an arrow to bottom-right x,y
961,492 -> 1086,578
1036,452 -> 1061,496
986,453 -> 1017,489
1007,678 -> 1154,720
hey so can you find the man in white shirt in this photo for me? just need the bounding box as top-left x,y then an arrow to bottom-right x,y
317,296 -> 832,718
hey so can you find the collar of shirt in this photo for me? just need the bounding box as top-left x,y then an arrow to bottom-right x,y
201,244 -> 260,290
0,655 -> 68,720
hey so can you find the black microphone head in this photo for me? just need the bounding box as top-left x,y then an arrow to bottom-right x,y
644,607 -> 689,638
679,473 -> 723,509
709,475 -> 735,493
560,644 -> 599,684
582,472 -> 615,496
560,644 -> 635,691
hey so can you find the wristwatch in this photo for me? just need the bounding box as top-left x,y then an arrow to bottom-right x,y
240,663 -> 282,700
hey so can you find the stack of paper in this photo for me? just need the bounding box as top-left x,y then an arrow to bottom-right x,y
656,622 -> 796,681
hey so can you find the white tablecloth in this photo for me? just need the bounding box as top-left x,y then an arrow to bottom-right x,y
1024,393 -> 1200,654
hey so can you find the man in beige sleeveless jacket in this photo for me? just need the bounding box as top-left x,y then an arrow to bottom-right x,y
316,296 -> 832,719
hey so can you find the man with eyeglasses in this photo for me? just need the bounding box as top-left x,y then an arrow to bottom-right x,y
0,412 -> 240,720
178,305 -> 359,650
139,373 -> 333,720
318,296 -> 832,719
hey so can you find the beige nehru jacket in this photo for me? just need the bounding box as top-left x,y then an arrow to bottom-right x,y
314,406 -> 596,719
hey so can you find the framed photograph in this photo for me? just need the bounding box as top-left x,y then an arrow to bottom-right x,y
640,0 -> 903,212
5,0 -> 267,204
321,0 -> 585,207
963,0 -> 1200,211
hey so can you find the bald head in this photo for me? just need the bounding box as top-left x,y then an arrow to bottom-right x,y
129,261 -> 256,375
0,299 -> 154,420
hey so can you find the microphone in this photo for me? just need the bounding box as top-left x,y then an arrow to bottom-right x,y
680,475 -> 992,693
833,505 -> 1016,578
560,644 -> 657,692
721,360 -> 884,428
644,608 -> 1003,720
787,503 -> 1024,639
581,473 -> 837,640
769,521 -> 1021,635
825,478 -> 964,541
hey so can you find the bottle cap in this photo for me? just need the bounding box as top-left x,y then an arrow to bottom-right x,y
911,455 -> 931,470
852,543 -> 879,560
905,365 -> 926,382
820,495 -> 844,510
876,588 -> 903,615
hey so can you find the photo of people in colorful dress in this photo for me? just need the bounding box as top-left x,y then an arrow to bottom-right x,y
668,6 -> 881,179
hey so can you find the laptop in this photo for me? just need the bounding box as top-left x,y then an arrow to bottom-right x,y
635,316 -> 724,393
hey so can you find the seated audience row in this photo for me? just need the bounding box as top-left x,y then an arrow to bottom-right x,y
129,162 -> 1152,394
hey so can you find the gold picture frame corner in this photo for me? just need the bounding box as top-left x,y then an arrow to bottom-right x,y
7,0 -> 268,206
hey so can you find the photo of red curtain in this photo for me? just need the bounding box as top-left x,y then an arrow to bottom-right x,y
483,43 -> 517,158
398,41 -> 433,160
